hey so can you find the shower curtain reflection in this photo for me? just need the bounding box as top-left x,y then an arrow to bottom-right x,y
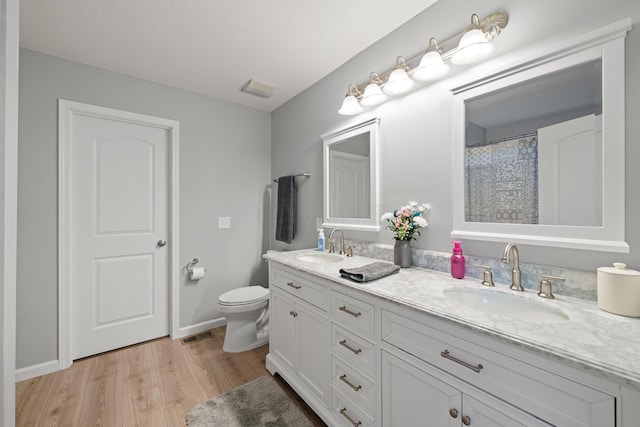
465,136 -> 538,224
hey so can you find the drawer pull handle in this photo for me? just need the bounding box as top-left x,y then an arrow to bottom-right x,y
339,305 -> 362,317
339,408 -> 362,427
339,374 -> 362,392
462,415 -> 471,425
287,282 -> 301,289
440,350 -> 483,373
289,310 -> 298,317
339,339 -> 362,355
449,408 -> 458,419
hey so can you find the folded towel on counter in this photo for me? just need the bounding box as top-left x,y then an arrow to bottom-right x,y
339,262 -> 400,283
275,175 -> 297,243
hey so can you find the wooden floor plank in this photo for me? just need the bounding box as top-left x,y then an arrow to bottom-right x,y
78,352 -> 124,426
15,372 -> 56,427
16,326 -> 326,426
35,357 -> 94,427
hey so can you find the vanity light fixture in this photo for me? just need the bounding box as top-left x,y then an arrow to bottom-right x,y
359,72 -> 386,107
412,38 -> 450,81
450,13 -> 495,65
382,57 -> 415,95
337,12 -> 508,115
338,84 -> 363,116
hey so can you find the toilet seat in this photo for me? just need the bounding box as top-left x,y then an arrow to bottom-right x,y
219,286 -> 269,306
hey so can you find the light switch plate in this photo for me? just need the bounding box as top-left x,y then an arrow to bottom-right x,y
218,217 -> 231,229
316,218 -> 324,229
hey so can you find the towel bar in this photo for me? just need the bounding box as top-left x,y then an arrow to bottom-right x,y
273,172 -> 311,183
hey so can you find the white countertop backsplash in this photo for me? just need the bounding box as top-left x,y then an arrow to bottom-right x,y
263,248 -> 640,390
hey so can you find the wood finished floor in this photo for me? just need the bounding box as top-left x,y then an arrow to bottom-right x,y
16,326 -> 326,426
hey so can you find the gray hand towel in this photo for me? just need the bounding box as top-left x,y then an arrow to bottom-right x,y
275,175 -> 297,243
339,262 -> 400,282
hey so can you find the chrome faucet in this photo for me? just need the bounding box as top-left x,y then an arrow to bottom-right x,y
502,243 -> 524,291
329,228 -> 345,255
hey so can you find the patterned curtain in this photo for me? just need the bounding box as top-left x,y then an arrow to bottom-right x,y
465,136 -> 538,224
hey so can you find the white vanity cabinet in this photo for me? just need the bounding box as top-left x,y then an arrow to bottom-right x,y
265,257 -> 632,427
267,266 -> 331,409
381,308 -> 615,427
381,348 -> 550,426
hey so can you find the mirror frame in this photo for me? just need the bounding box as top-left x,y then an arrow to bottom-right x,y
322,117 -> 380,231
451,19 -> 631,253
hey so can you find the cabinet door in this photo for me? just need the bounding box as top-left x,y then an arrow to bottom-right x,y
297,301 -> 330,404
463,395 -> 551,427
271,289 -> 297,373
382,350 -> 460,426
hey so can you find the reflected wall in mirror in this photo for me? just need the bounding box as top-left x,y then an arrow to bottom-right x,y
451,19 -> 630,252
464,60 -> 602,227
322,118 -> 380,231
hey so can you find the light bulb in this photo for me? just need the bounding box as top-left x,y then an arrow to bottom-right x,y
383,68 -> 414,95
338,95 -> 363,115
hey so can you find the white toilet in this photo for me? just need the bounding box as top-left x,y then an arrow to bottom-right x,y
218,285 -> 270,353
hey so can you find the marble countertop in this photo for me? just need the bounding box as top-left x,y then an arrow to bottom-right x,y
264,249 -> 640,389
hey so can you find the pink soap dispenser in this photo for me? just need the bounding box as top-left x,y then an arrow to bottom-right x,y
451,241 -> 465,279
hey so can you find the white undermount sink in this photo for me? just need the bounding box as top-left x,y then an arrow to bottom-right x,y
443,287 -> 569,322
296,252 -> 343,264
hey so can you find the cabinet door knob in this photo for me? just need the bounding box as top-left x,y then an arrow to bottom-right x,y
462,415 -> 471,425
157,239 -> 167,247
449,408 -> 458,419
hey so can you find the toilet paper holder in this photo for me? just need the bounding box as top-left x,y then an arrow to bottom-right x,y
185,258 -> 205,275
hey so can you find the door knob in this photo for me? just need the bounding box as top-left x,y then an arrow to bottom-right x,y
157,240 -> 167,247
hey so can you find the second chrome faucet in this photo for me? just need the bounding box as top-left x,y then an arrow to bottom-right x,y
502,243 -> 524,291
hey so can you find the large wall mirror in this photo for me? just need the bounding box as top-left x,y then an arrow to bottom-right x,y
322,118 -> 380,231
451,19 -> 630,252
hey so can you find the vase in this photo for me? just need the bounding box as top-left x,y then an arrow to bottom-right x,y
394,240 -> 412,268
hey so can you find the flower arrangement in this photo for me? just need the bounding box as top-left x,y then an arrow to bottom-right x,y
381,201 -> 430,241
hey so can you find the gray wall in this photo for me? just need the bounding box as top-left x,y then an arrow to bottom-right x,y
17,50 -> 271,369
271,0 -> 640,272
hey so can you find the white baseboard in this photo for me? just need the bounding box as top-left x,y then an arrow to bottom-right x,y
175,317 -> 226,339
15,359 -> 60,382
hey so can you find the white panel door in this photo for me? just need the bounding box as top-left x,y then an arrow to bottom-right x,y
538,114 -> 602,226
329,152 -> 369,218
71,112 -> 169,359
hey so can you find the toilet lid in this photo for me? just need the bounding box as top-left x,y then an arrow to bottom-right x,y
219,286 -> 269,305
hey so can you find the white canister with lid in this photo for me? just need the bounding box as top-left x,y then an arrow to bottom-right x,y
596,262 -> 640,317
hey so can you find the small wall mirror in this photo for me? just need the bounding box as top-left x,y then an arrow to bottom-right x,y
451,20 -> 630,252
322,118 -> 380,231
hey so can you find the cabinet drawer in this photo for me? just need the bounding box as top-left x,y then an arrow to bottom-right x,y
381,309 -> 614,427
271,266 -> 329,311
331,291 -> 375,336
331,387 -> 375,427
331,324 -> 376,377
331,356 -> 375,413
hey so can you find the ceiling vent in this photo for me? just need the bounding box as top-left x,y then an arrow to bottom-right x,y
242,79 -> 276,98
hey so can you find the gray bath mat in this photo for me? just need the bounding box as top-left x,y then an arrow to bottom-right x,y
186,375 -> 318,427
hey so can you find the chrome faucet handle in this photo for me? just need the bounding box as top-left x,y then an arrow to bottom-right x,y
538,275 -> 565,299
328,242 -> 335,254
475,264 -> 495,287
346,246 -> 353,257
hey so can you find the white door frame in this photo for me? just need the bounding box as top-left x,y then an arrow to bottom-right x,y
58,99 -> 180,369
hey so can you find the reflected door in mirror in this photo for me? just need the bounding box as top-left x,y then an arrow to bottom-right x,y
329,151 -> 370,218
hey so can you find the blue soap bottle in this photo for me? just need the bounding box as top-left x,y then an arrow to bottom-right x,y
317,229 -> 325,251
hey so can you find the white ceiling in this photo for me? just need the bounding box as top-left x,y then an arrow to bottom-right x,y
19,0 -> 438,112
